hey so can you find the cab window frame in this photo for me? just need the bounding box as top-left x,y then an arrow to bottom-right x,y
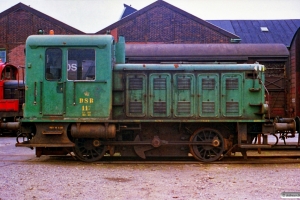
45,48 -> 62,81
67,48 -> 96,81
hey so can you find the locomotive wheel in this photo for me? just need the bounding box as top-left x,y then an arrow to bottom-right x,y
73,138 -> 107,162
189,128 -> 224,162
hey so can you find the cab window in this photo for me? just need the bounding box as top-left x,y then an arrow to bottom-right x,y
67,49 -> 95,80
45,48 -> 62,80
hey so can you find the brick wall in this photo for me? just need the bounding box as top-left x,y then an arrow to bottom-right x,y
117,5 -> 231,44
0,9 -> 81,79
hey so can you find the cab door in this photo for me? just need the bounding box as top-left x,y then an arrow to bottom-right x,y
42,48 -> 64,116
65,49 -> 106,118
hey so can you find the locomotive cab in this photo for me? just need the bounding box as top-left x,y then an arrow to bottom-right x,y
18,35 -> 116,150
23,35 -> 114,119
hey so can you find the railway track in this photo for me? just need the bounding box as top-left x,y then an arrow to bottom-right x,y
1,152 -> 299,165
94,153 -> 300,164
1,137 -> 300,164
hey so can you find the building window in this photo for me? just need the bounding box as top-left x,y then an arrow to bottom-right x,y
0,50 -> 6,62
260,27 -> 269,32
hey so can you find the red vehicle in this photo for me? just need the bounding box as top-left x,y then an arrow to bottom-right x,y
0,61 -> 24,135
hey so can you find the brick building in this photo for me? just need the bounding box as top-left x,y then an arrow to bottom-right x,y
96,0 -> 240,44
0,3 -> 83,69
96,0 -> 300,117
98,0 -> 300,47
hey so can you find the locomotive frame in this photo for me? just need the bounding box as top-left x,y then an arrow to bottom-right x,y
16,34 -> 300,162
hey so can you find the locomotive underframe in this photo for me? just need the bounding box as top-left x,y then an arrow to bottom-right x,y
16,119 -> 300,162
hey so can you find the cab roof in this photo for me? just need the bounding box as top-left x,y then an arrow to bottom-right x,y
26,35 -> 114,49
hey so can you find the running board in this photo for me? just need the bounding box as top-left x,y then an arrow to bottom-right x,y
240,144 -> 272,149
16,142 -> 75,148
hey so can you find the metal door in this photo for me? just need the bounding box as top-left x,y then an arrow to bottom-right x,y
198,74 -> 219,117
173,73 -> 195,117
149,73 -> 171,118
221,74 -> 243,117
42,48 -> 64,116
126,73 -> 147,117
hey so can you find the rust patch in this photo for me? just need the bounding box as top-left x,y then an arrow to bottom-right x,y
174,64 -> 179,68
104,177 -> 132,182
48,116 -> 64,120
143,64 -> 146,68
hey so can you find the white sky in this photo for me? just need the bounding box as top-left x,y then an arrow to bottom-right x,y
0,0 -> 300,33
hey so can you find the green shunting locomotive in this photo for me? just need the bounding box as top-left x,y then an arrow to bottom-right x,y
16,34 -> 299,162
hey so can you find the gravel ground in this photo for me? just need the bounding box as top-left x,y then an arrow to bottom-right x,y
1,138 -> 300,200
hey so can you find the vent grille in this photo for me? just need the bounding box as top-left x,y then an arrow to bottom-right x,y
129,78 -> 143,90
226,78 -> 238,90
177,101 -> 190,113
177,78 -> 190,90
202,79 -> 215,90
154,78 -> 166,90
129,102 -> 142,113
154,102 -> 166,113
202,102 -> 215,113
226,102 -> 239,113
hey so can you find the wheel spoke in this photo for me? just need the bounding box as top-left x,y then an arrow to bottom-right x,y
203,131 -> 208,140
92,148 -> 101,156
210,148 -> 218,156
199,148 -> 205,155
204,150 -> 208,158
196,134 -> 204,141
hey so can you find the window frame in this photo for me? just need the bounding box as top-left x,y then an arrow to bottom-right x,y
45,48 -> 62,81
67,48 -> 96,81
0,49 -> 6,63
